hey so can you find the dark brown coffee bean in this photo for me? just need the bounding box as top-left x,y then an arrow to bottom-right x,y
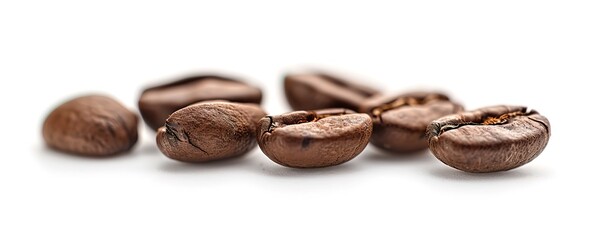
284,72 -> 380,112
359,91 -> 463,153
156,101 -> 266,163
139,75 -> 262,130
42,95 -> 139,156
427,105 -> 551,173
257,109 -> 372,168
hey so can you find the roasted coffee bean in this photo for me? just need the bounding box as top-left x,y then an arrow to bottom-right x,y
359,91 -> 463,153
42,95 -> 139,156
284,72 -> 380,112
156,101 -> 266,162
139,75 -> 262,130
257,109 -> 372,168
427,105 -> 551,173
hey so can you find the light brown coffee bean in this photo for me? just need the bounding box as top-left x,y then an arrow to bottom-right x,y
43,95 -> 138,156
257,109 -> 372,168
427,105 -> 551,173
156,101 -> 266,162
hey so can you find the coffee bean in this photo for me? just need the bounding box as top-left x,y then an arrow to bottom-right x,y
257,109 -> 372,168
359,91 -> 463,153
427,105 -> 551,173
42,95 -> 139,156
139,75 -> 262,130
156,101 -> 266,162
284,72 -> 380,112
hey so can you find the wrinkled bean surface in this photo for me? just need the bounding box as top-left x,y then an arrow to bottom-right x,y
156,101 -> 265,162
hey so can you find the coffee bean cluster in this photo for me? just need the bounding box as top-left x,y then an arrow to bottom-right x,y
42,72 -> 551,173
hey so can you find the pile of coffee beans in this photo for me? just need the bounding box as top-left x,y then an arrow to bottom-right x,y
42,71 -> 551,173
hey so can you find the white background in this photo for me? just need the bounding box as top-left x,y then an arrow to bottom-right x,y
1,1 -> 601,239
